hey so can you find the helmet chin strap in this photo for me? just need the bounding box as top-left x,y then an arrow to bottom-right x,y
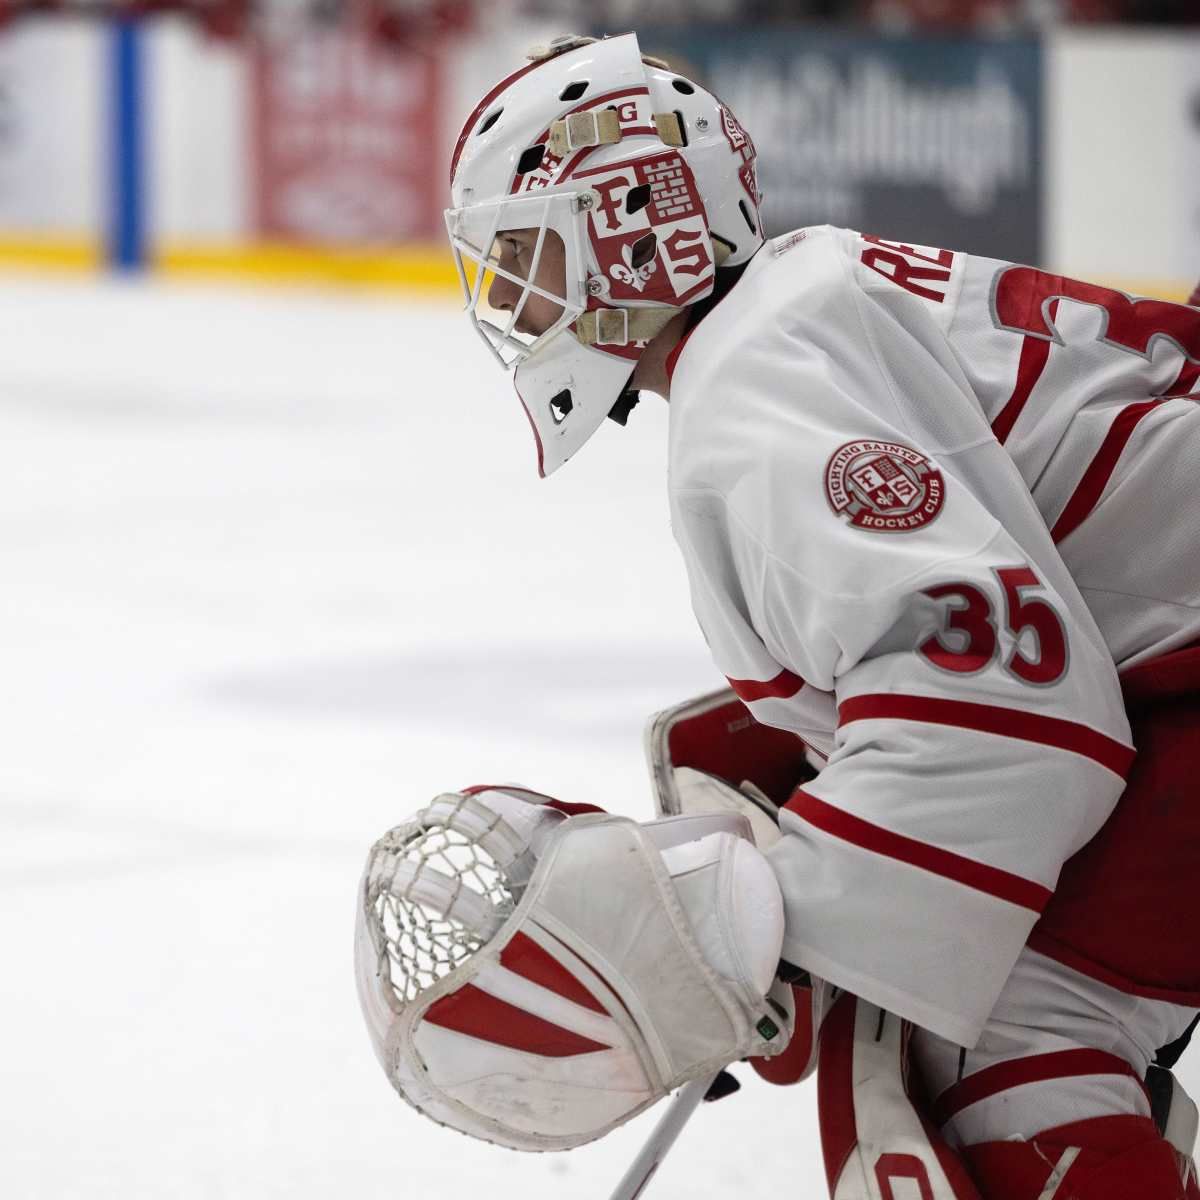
573,306 -> 681,348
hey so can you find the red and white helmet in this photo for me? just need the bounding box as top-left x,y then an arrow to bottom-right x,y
446,32 -> 764,476
354,786 -> 790,1150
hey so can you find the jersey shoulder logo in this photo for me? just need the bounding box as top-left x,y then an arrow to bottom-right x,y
824,440 -> 946,533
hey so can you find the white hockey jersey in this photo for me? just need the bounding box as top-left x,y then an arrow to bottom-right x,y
666,225 -> 1200,1047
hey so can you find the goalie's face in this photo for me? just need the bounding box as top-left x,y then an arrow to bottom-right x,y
487,227 -> 567,338
445,190 -> 586,381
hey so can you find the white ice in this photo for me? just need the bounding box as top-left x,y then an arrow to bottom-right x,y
5,276 -> 1197,1200
0,276 -> 821,1198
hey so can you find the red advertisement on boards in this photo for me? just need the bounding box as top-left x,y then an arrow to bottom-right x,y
251,29 -> 442,244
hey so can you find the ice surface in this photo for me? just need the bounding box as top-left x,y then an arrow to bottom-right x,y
5,276 -> 1195,1200
0,277 -> 819,1198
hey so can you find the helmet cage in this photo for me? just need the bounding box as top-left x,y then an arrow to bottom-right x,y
445,189 -> 589,370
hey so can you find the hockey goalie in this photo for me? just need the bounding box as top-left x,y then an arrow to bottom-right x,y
356,29 -> 1200,1200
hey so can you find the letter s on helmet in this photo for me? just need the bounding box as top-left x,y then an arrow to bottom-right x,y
445,33 -> 764,477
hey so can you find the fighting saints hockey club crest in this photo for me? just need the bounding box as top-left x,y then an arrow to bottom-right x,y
824,440 -> 946,532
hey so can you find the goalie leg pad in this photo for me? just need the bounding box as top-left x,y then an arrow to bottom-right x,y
912,947 -> 1198,1149
817,992 -> 983,1199
910,946 -> 1200,1198
812,988 -> 1200,1200
963,1115 -> 1190,1199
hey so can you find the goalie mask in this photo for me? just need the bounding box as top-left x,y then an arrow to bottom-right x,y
446,32 -> 764,477
354,787 -> 790,1151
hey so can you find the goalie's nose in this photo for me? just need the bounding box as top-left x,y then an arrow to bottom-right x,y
487,266 -> 520,316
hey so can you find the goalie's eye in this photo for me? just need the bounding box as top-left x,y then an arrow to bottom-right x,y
491,236 -> 526,271
499,233 -> 531,258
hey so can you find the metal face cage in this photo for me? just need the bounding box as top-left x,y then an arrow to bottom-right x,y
445,189 -> 589,370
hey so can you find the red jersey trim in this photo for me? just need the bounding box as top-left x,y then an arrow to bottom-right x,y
784,789 -> 1054,913
991,305 -> 1056,444
933,1048 -> 1144,1126
424,983 -> 609,1058
1051,398 -> 1172,544
837,693 -> 1135,780
726,667 -> 806,702
1164,359 -> 1199,396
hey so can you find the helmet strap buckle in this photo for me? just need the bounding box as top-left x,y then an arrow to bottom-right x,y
652,111 -> 686,147
576,307 -> 630,347
548,108 -> 622,156
574,305 -> 683,349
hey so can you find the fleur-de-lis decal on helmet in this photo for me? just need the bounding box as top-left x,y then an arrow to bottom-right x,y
609,241 -> 657,293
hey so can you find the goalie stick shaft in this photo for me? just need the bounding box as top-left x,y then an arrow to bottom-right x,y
608,1073 -> 719,1200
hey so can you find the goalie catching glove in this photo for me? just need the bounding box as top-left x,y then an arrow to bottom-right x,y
354,786 -> 794,1151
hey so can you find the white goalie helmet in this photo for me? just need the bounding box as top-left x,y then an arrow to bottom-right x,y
354,786 -> 791,1151
446,32 -> 764,476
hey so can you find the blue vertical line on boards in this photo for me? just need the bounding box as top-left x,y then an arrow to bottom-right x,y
110,16 -> 145,271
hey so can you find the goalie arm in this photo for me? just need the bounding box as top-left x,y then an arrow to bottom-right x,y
645,686 -> 825,821
642,690 -> 981,1197
645,688 -> 838,1086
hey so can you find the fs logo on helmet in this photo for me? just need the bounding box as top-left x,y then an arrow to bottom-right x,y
824,440 -> 946,533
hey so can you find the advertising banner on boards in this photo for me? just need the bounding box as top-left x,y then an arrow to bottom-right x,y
0,20 -> 102,238
1176,45 -> 1199,292
251,29 -> 441,244
637,28 -> 1043,265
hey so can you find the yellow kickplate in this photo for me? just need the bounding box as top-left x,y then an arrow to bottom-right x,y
156,241 -> 459,292
0,236 -> 103,271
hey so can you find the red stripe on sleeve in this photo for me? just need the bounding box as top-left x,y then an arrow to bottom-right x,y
726,667 -> 806,702
1051,398 -> 1171,544
837,693 -> 1135,780
933,1048 -> 1144,1126
991,310 -> 1056,444
424,984 -> 609,1058
1163,359 -> 1199,397
499,932 -> 607,1014
785,789 -> 1053,913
